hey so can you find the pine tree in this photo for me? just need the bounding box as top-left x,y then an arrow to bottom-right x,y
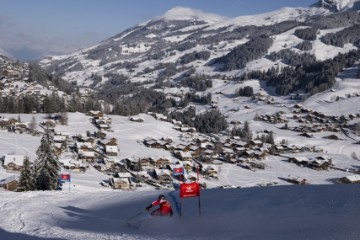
34,128 -> 61,190
29,116 -> 37,135
17,156 -> 35,191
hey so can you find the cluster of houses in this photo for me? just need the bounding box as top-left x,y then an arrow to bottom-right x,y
258,104 -> 360,138
287,155 -> 333,171
88,110 -> 112,131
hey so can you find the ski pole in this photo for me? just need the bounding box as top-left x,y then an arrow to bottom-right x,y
126,210 -> 145,222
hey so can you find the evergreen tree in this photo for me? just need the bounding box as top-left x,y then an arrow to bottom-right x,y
34,128 -> 61,190
17,156 -> 35,192
29,116 -> 37,135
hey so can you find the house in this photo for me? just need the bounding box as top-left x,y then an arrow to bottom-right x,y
203,166 -> 218,178
154,169 -> 172,185
175,151 -> 192,161
88,110 -> 104,118
3,155 -> 25,172
289,156 -> 310,166
110,174 -> 131,190
339,175 -> 360,184
105,145 -> 118,156
151,157 -> 171,168
308,157 -> 332,170
0,175 -> 19,191
61,159 -> 87,173
54,135 -> 67,143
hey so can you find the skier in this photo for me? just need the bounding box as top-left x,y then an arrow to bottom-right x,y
145,194 -> 173,217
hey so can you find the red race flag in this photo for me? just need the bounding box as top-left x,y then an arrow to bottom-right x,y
173,167 -> 183,175
60,174 -> 71,182
179,182 -> 200,198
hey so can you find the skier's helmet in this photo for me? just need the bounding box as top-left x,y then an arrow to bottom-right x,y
158,194 -> 166,200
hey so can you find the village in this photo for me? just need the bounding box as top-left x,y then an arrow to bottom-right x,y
1,101 -> 360,192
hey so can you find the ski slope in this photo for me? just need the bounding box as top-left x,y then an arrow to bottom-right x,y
0,185 -> 359,240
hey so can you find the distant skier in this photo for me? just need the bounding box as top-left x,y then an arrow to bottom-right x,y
145,194 -> 173,217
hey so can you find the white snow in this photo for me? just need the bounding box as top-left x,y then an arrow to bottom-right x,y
159,7 -> 227,24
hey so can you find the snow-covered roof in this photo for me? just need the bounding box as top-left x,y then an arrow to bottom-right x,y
3,155 -> 25,166
343,175 -> 360,182
105,145 -> 118,152
0,175 -> 19,185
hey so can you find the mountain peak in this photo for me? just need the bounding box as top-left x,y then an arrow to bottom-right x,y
159,7 -> 227,23
316,0 -> 360,11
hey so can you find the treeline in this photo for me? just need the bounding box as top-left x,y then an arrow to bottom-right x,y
322,24 -> 360,47
168,108 -> 228,134
112,88 -> 176,115
180,74 -> 212,91
179,51 -> 210,64
212,36 -> 273,71
294,27 -> 318,41
244,50 -> 360,95
0,93 -> 102,114
297,41 -> 313,51
28,63 -> 75,95
267,49 -> 317,67
235,86 -> 254,97
231,121 -> 252,143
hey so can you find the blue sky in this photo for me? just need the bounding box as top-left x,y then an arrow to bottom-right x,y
0,0 -> 316,60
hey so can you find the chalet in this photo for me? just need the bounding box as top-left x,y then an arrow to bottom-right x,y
61,159 -> 86,173
105,145 -> 118,156
0,175 -> 19,191
154,169 -> 172,185
88,110 -> 104,118
0,119 -> 10,129
14,122 -> 27,132
289,156 -> 310,166
138,158 -> 152,168
175,151 -> 192,161
146,139 -> 162,148
308,158 -> 332,170
285,177 -> 307,185
75,142 -> 93,152
104,158 -> 116,168
203,166 -> 218,178
3,155 -> 25,172
110,173 -> 132,190
41,119 -> 56,128
182,160 -> 194,172
339,175 -> 360,184
78,151 -> 95,161
53,135 -> 67,143
151,157 -> 171,168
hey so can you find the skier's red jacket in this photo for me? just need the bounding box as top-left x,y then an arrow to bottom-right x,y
147,198 -> 173,216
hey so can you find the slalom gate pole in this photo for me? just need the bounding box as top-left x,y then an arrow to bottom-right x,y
179,174 -> 182,217
198,193 -> 201,217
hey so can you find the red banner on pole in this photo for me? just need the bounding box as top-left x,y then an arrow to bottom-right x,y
179,182 -> 200,198
60,174 -> 71,182
173,167 -> 183,175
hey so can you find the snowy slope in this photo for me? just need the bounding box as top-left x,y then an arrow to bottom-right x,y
0,185 -> 359,240
317,0 -> 360,11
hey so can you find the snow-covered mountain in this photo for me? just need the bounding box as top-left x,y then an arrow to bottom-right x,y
317,0 -> 360,11
39,1 -> 360,97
